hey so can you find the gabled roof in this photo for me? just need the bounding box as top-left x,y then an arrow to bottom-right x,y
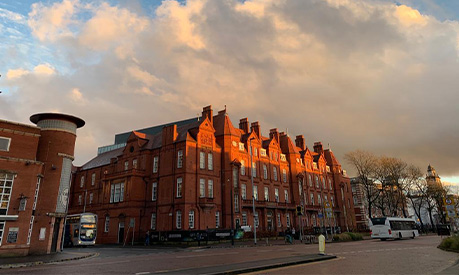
213,111 -> 240,137
240,131 -> 259,143
280,135 -> 300,155
81,147 -> 124,171
324,149 -> 341,167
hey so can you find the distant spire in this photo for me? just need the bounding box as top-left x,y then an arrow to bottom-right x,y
328,143 -> 331,151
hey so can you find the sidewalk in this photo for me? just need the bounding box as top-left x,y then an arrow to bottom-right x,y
0,251 -> 97,269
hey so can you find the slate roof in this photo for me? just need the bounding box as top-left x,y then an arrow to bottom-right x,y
114,118 -> 198,144
81,147 -> 124,171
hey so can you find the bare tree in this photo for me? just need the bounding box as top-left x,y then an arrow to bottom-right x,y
374,156 -> 408,217
405,165 -> 427,231
344,150 -> 379,218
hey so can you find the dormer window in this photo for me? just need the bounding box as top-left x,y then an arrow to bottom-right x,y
280,154 -> 286,162
260,149 -> 267,157
239,143 -> 245,151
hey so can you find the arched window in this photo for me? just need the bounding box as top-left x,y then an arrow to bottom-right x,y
104,215 -> 110,232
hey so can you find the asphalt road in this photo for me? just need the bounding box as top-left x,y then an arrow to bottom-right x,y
250,235 -> 459,274
1,235 -> 457,274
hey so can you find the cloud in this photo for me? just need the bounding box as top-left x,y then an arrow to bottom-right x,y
78,3 -> 149,51
33,63 -> 55,75
28,0 -> 80,42
0,7 -> 26,24
2,0 -> 459,183
6,68 -> 29,79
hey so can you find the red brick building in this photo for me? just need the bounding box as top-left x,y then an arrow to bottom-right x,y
69,106 -> 355,243
0,113 -> 84,255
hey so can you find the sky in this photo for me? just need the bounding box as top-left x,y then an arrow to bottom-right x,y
1,0 -> 458,187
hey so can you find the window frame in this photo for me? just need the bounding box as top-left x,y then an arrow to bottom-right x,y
0,137 -> 11,152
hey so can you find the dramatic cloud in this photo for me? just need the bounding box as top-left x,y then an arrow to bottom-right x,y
1,0 -> 458,182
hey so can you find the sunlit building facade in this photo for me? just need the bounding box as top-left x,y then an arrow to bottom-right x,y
68,106 -> 355,243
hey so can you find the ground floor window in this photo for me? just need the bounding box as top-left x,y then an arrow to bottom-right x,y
286,213 -> 291,228
104,216 -> 110,232
216,211 -> 220,228
189,211 -> 195,229
0,222 -> 5,245
242,212 -> 247,226
176,210 -> 182,229
277,213 -> 281,227
151,213 -> 156,230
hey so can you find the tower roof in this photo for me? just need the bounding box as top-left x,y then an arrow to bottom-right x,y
30,113 -> 85,128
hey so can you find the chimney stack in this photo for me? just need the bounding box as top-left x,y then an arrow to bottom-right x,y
269,128 -> 279,142
201,105 -> 213,124
239,118 -> 249,134
313,142 -> 323,154
295,135 -> 305,150
251,121 -> 260,137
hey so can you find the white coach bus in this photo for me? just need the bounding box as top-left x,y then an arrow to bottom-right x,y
370,217 -> 419,241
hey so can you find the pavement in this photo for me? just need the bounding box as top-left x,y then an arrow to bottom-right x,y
0,251 -> 97,269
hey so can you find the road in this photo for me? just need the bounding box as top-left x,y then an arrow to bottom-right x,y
1,235 -> 457,274
250,235 -> 459,274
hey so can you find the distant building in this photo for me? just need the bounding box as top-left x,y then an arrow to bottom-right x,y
68,106 -> 355,244
0,114 -> 84,255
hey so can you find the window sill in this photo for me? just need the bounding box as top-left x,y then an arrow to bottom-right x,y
0,215 -> 19,221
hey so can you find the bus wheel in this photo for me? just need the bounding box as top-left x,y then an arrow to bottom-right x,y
411,232 -> 415,239
399,233 -> 402,239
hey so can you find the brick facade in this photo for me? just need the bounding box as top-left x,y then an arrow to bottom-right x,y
69,106 -> 356,243
0,114 -> 84,255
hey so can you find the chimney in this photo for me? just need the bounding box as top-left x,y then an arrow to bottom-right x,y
269,128 -> 279,142
239,118 -> 249,134
201,105 -> 213,124
295,135 -> 305,150
313,142 -> 323,154
251,121 -> 260,137
162,124 -> 178,146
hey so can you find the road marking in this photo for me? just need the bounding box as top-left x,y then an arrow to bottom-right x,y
176,251 -> 238,258
135,272 -> 151,275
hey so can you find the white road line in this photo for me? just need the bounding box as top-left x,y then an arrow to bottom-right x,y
135,272 -> 151,275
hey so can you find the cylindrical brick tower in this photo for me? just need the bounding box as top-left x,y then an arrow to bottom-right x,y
29,113 -> 84,254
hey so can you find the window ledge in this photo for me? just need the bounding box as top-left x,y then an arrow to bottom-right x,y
0,215 -> 19,221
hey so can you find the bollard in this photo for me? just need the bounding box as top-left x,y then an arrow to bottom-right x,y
318,234 -> 325,255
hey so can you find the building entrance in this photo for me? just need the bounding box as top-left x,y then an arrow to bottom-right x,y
118,222 -> 125,244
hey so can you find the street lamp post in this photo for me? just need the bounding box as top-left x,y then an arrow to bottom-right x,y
230,178 -> 235,246
249,138 -> 257,245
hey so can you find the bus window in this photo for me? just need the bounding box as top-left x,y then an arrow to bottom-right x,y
371,218 -> 386,225
74,229 -> 79,238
